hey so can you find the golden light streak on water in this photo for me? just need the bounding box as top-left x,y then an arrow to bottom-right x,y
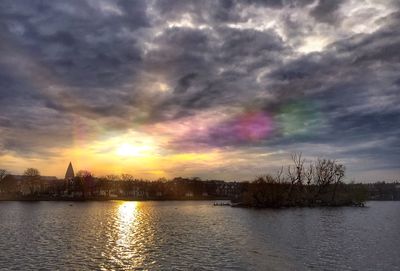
116,202 -> 139,254
100,201 -> 156,270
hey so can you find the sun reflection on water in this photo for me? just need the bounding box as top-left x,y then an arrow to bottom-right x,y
118,201 -> 139,226
116,202 -> 140,263
101,201 -> 156,270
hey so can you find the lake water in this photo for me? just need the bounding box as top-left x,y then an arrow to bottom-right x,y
0,201 -> 399,270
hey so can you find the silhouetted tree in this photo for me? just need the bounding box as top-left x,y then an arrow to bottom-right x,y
0,174 -> 17,194
75,170 -> 94,198
287,152 -> 305,204
314,159 -> 337,199
0,169 -> 7,182
23,168 -> 40,195
0,169 -> 8,194
105,174 -> 120,182
24,168 -> 40,178
331,163 -> 345,203
121,174 -> 134,182
275,167 -> 285,183
239,154 -> 365,207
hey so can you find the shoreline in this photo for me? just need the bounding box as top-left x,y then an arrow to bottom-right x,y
0,196 -> 231,202
2,197 -> 390,207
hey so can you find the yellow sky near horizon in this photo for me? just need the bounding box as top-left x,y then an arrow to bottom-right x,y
0,132 -> 224,179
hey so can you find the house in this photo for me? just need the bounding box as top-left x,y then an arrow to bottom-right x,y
185,191 -> 194,198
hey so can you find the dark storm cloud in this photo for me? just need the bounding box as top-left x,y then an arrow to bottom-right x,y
153,0 -> 273,24
140,24 -> 287,122
163,2 -> 400,175
310,0 -> 344,24
0,0 -> 147,88
0,0 -> 150,156
153,0 -> 316,24
262,15 -> 400,171
0,0 -> 399,179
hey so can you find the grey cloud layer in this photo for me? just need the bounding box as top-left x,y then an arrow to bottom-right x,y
0,0 -> 399,179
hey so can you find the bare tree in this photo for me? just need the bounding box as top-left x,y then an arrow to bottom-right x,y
313,159 -> 346,202
287,152 -> 305,202
331,164 -> 345,203
294,153 -> 306,185
275,166 -> 284,183
24,168 -> 40,178
23,168 -> 41,194
75,170 -> 94,198
305,164 -> 314,186
76,170 -> 93,178
0,169 -> 7,193
105,174 -> 120,182
121,174 -> 134,182
0,169 -> 7,182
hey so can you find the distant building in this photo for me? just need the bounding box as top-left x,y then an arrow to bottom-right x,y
185,192 -> 194,198
65,162 -> 75,179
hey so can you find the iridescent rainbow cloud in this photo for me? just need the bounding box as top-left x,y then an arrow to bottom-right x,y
236,111 -> 274,141
167,99 -> 323,149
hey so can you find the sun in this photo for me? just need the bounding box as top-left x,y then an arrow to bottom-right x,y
298,36 -> 328,53
116,143 -> 154,157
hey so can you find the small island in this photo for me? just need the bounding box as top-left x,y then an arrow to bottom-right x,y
234,153 -> 368,208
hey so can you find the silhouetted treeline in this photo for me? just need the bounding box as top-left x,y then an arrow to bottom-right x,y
366,182 -> 400,200
0,156 -> 398,206
0,169 -> 242,200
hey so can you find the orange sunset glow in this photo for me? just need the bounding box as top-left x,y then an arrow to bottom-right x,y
1,1 -> 400,271
0,0 -> 399,181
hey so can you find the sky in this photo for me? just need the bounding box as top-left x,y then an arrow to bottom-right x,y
0,0 -> 399,181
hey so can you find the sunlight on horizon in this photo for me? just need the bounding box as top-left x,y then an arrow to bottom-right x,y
116,143 -> 155,157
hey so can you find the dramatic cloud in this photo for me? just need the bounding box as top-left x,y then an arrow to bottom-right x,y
0,0 -> 399,180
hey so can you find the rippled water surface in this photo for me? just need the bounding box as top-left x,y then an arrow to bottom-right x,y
0,201 -> 399,270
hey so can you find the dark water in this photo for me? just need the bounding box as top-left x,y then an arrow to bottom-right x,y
0,201 -> 399,271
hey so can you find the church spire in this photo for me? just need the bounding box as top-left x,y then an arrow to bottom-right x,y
65,162 -> 75,179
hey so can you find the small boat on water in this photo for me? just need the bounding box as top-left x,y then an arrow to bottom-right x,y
213,202 -> 244,207
213,202 -> 231,206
